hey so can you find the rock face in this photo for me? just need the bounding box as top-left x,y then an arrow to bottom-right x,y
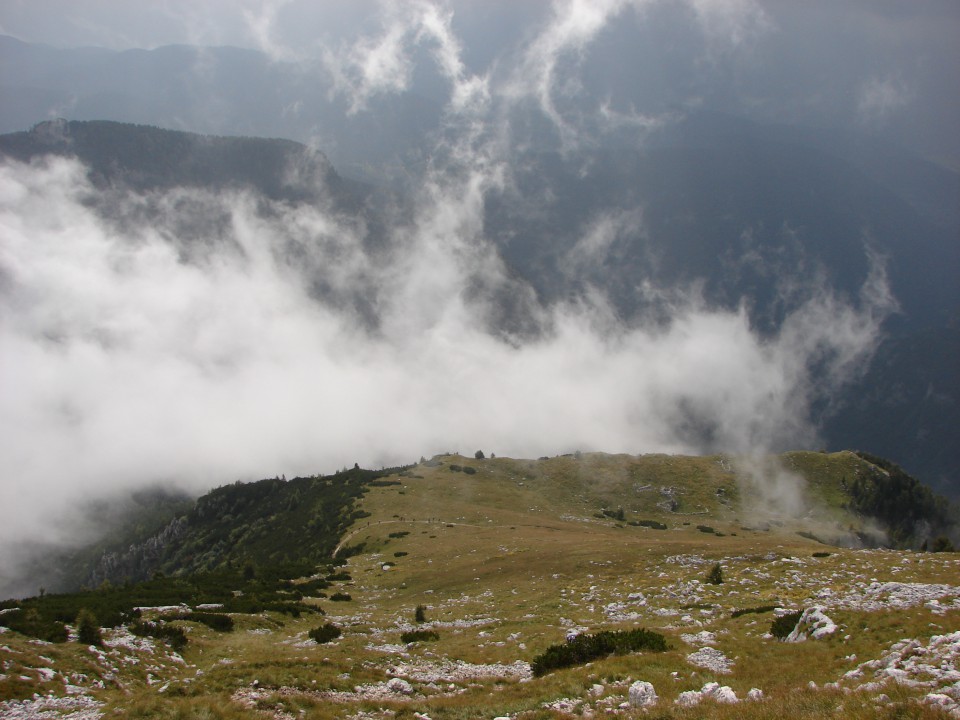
386,677 -> 414,695
686,646 -> 734,673
786,606 -> 838,642
628,680 -> 658,707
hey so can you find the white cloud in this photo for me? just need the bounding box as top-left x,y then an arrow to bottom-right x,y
321,0 -> 487,115
857,75 -> 910,126
0,152 -> 893,570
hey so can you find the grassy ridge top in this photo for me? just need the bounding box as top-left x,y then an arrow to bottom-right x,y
1,450 -> 958,719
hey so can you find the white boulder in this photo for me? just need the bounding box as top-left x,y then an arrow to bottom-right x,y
628,680 -> 658,707
676,690 -> 702,706
713,686 -> 739,703
386,677 -> 414,694
786,606 -> 837,642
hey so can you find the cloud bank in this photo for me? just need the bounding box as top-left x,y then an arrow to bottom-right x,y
0,150 -> 891,552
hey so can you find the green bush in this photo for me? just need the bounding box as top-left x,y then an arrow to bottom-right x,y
0,609 -> 68,643
330,592 -> 352,602
696,525 -> 716,534
771,611 -> 803,640
530,628 -> 667,676
401,629 -> 439,643
130,620 -> 188,651
168,612 -> 234,632
415,604 -> 427,623
706,563 -> 724,585
76,608 -> 102,646
308,623 -> 341,644
629,519 -> 667,530
731,605 -> 776,618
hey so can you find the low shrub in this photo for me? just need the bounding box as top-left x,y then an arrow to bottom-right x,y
309,623 -> 341,644
394,551 -> 408,557
330,592 -> 352,602
706,562 -> 724,585
0,609 -> 68,643
130,620 -> 188,651
168,612 -> 234,632
629,519 -> 667,530
387,532 -> 410,539
401,629 -> 439,643
771,610 -> 804,639
415,604 -> 427,623
530,628 -> 667,676
76,608 -> 102,646
731,605 -> 777,618
812,551 -> 832,558
696,525 -> 716,534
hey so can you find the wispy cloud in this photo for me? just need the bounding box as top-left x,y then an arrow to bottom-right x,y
857,74 -> 910,127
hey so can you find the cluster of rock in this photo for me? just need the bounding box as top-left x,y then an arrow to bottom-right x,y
841,631 -> 960,717
676,682 -> 765,706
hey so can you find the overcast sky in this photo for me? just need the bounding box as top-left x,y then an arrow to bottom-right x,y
1,0 -> 958,167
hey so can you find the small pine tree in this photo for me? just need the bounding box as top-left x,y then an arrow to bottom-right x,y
76,608 -> 102,646
475,450 -> 485,459
706,562 -> 724,585
415,604 -> 427,623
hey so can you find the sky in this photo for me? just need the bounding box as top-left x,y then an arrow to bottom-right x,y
0,0 -> 954,596
1,0 -> 958,167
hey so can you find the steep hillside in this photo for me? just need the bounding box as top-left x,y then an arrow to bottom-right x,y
80,466 -> 407,589
2,452 -> 958,719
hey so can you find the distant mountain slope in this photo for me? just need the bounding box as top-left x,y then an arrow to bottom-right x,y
0,119 -> 364,207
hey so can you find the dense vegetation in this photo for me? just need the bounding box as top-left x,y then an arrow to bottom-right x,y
81,465 -> 407,588
530,628 -> 667,676
770,611 -> 804,640
308,623 -> 342,644
0,564 -> 323,647
848,453 -> 957,547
